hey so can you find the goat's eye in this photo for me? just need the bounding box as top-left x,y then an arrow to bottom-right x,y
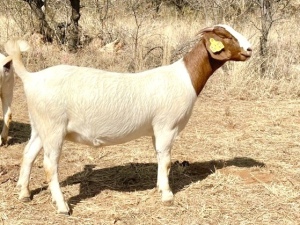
219,35 -> 231,39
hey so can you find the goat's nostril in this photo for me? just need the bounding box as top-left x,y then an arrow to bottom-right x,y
247,47 -> 252,52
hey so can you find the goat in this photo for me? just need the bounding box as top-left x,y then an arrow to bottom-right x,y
5,24 -> 252,214
0,42 -> 29,146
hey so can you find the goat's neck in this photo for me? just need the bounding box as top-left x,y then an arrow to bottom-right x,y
183,39 -> 225,96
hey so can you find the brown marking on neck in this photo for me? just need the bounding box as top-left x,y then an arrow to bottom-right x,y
183,38 -> 225,96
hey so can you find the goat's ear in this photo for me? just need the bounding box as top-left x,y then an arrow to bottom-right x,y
203,33 -> 230,61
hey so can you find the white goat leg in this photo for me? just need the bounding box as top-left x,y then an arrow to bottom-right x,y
0,96 -> 12,145
42,132 -> 69,214
43,152 -> 69,214
17,127 -> 43,201
153,130 -> 177,203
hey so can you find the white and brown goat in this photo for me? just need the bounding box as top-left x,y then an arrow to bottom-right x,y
4,24 -> 252,214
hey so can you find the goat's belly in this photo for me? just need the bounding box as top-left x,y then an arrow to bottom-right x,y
65,128 -> 153,147
65,132 -> 96,146
65,115 -> 154,147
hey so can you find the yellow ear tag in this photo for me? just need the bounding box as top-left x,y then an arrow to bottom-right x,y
209,38 -> 224,53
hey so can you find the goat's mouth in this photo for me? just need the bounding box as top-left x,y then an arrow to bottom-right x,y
241,48 -> 252,58
241,52 -> 252,59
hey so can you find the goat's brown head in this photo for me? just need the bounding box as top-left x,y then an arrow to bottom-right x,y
200,24 -> 252,62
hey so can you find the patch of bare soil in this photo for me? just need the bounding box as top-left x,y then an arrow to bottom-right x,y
1,79 -> 300,224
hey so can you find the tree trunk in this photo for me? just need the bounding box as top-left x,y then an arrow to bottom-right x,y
22,0 -> 54,42
68,0 -> 81,52
259,0 -> 272,76
23,0 -> 81,52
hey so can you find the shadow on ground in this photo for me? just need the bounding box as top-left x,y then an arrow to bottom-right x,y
0,120 -> 31,146
30,157 -> 264,212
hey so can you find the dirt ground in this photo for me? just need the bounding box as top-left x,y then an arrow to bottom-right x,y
1,78 -> 300,225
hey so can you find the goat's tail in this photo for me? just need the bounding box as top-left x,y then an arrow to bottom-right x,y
4,40 -> 30,80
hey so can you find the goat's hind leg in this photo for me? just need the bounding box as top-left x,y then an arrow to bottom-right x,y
43,132 -> 69,215
17,126 -> 43,202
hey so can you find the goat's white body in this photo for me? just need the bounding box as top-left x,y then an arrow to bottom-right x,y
16,59 -> 197,213
0,53 -> 14,145
24,60 -> 197,146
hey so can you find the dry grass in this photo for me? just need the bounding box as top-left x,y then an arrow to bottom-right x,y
1,2 -> 300,225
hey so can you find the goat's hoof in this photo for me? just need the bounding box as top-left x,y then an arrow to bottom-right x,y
20,197 -> 31,202
58,211 -> 70,216
0,138 -> 7,147
162,199 -> 174,206
161,190 -> 174,205
57,202 -> 70,215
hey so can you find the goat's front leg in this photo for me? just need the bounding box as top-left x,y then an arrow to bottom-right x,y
153,129 -> 177,204
17,127 -> 43,201
0,95 -> 12,146
43,136 -> 69,215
